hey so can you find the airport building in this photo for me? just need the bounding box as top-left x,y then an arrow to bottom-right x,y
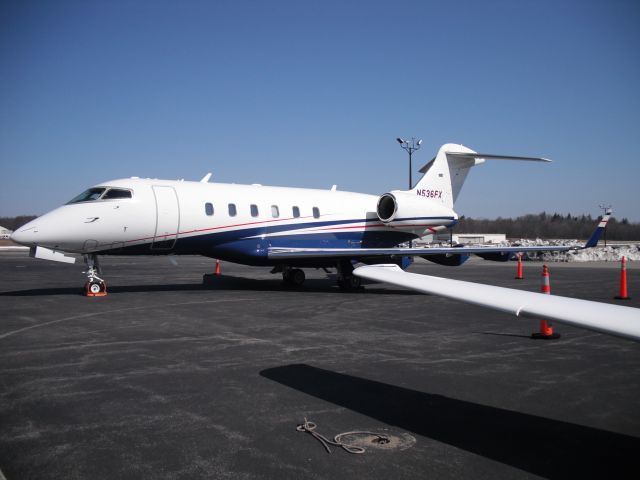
0,225 -> 12,239
421,233 -> 507,245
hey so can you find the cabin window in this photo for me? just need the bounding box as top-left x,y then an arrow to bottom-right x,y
102,188 -> 132,200
292,206 -> 300,218
250,204 -> 259,217
205,203 -> 214,216
271,205 -> 279,218
66,188 -> 106,204
313,207 -> 320,218
228,203 -> 237,217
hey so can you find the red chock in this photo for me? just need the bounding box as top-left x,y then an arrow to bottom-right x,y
532,264 -> 560,339
215,259 -> 221,276
85,281 -> 107,297
614,256 -> 631,300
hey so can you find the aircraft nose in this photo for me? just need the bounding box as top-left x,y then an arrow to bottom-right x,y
10,222 -> 38,246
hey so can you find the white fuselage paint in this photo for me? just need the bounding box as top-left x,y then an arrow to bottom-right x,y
12,178 -> 457,265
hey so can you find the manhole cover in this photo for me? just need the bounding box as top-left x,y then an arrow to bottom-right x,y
338,432 -> 416,451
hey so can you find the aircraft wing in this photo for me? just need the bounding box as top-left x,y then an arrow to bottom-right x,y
268,214 -> 610,260
353,264 -> 640,342
268,244 -> 576,259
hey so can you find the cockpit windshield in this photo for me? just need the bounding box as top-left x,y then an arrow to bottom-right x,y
67,188 -> 106,204
66,187 -> 133,204
102,189 -> 132,200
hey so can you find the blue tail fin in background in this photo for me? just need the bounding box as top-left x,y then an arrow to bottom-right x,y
584,211 -> 612,248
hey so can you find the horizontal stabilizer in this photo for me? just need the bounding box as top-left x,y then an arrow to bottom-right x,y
445,152 -> 551,162
354,264 -> 640,342
419,149 -> 551,173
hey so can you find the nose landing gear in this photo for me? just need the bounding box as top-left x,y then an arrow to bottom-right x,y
84,254 -> 107,297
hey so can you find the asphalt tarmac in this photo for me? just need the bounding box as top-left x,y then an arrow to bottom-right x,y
0,252 -> 639,479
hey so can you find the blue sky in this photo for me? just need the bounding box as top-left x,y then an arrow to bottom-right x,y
1,0 -> 639,220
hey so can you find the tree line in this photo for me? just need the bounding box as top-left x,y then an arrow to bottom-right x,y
455,212 -> 640,240
0,216 -> 37,232
2,212 -> 639,240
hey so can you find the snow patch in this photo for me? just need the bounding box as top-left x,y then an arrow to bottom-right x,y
508,240 -> 640,262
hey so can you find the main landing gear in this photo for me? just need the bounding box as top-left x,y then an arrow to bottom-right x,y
273,262 -> 362,290
336,260 -> 362,291
84,254 -> 107,297
282,266 -> 306,287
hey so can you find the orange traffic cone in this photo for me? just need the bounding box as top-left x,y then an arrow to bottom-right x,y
540,264 -> 551,294
614,256 -> 631,300
215,259 -> 221,276
532,264 -> 560,339
515,253 -> 524,280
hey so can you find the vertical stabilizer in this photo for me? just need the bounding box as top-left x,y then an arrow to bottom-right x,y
411,144 -> 551,208
412,144 -> 483,209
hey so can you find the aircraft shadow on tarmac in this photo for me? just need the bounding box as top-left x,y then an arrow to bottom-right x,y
0,284 -> 208,296
260,364 -> 639,480
0,275 -> 420,296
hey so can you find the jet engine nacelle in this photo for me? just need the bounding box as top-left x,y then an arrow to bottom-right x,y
376,190 -> 457,230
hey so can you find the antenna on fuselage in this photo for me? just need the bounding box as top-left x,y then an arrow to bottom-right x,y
200,173 -> 213,183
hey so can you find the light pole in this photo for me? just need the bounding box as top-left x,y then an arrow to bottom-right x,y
397,137 -> 422,248
396,137 -> 422,189
599,203 -> 612,247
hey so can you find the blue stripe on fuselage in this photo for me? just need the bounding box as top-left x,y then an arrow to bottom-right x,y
98,216 -> 456,265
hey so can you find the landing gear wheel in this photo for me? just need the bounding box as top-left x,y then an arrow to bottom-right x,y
338,275 -> 362,291
282,268 -> 305,287
290,268 -> 305,286
85,280 -> 107,297
336,259 -> 363,291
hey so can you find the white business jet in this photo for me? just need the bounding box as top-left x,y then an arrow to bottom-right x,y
11,143 -> 640,340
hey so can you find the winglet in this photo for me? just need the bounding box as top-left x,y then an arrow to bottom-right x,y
583,211 -> 612,248
200,173 -> 212,183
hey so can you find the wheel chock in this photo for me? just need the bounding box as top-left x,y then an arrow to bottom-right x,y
85,281 -> 108,297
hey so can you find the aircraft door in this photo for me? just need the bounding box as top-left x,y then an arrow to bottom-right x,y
151,186 -> 180,250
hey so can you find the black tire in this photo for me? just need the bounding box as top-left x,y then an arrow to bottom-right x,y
338,275 -> 361,291
290,269 -> 305,286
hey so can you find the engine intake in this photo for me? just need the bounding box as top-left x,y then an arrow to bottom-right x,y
377,193 -> 398,222
375,190 -> 458,233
